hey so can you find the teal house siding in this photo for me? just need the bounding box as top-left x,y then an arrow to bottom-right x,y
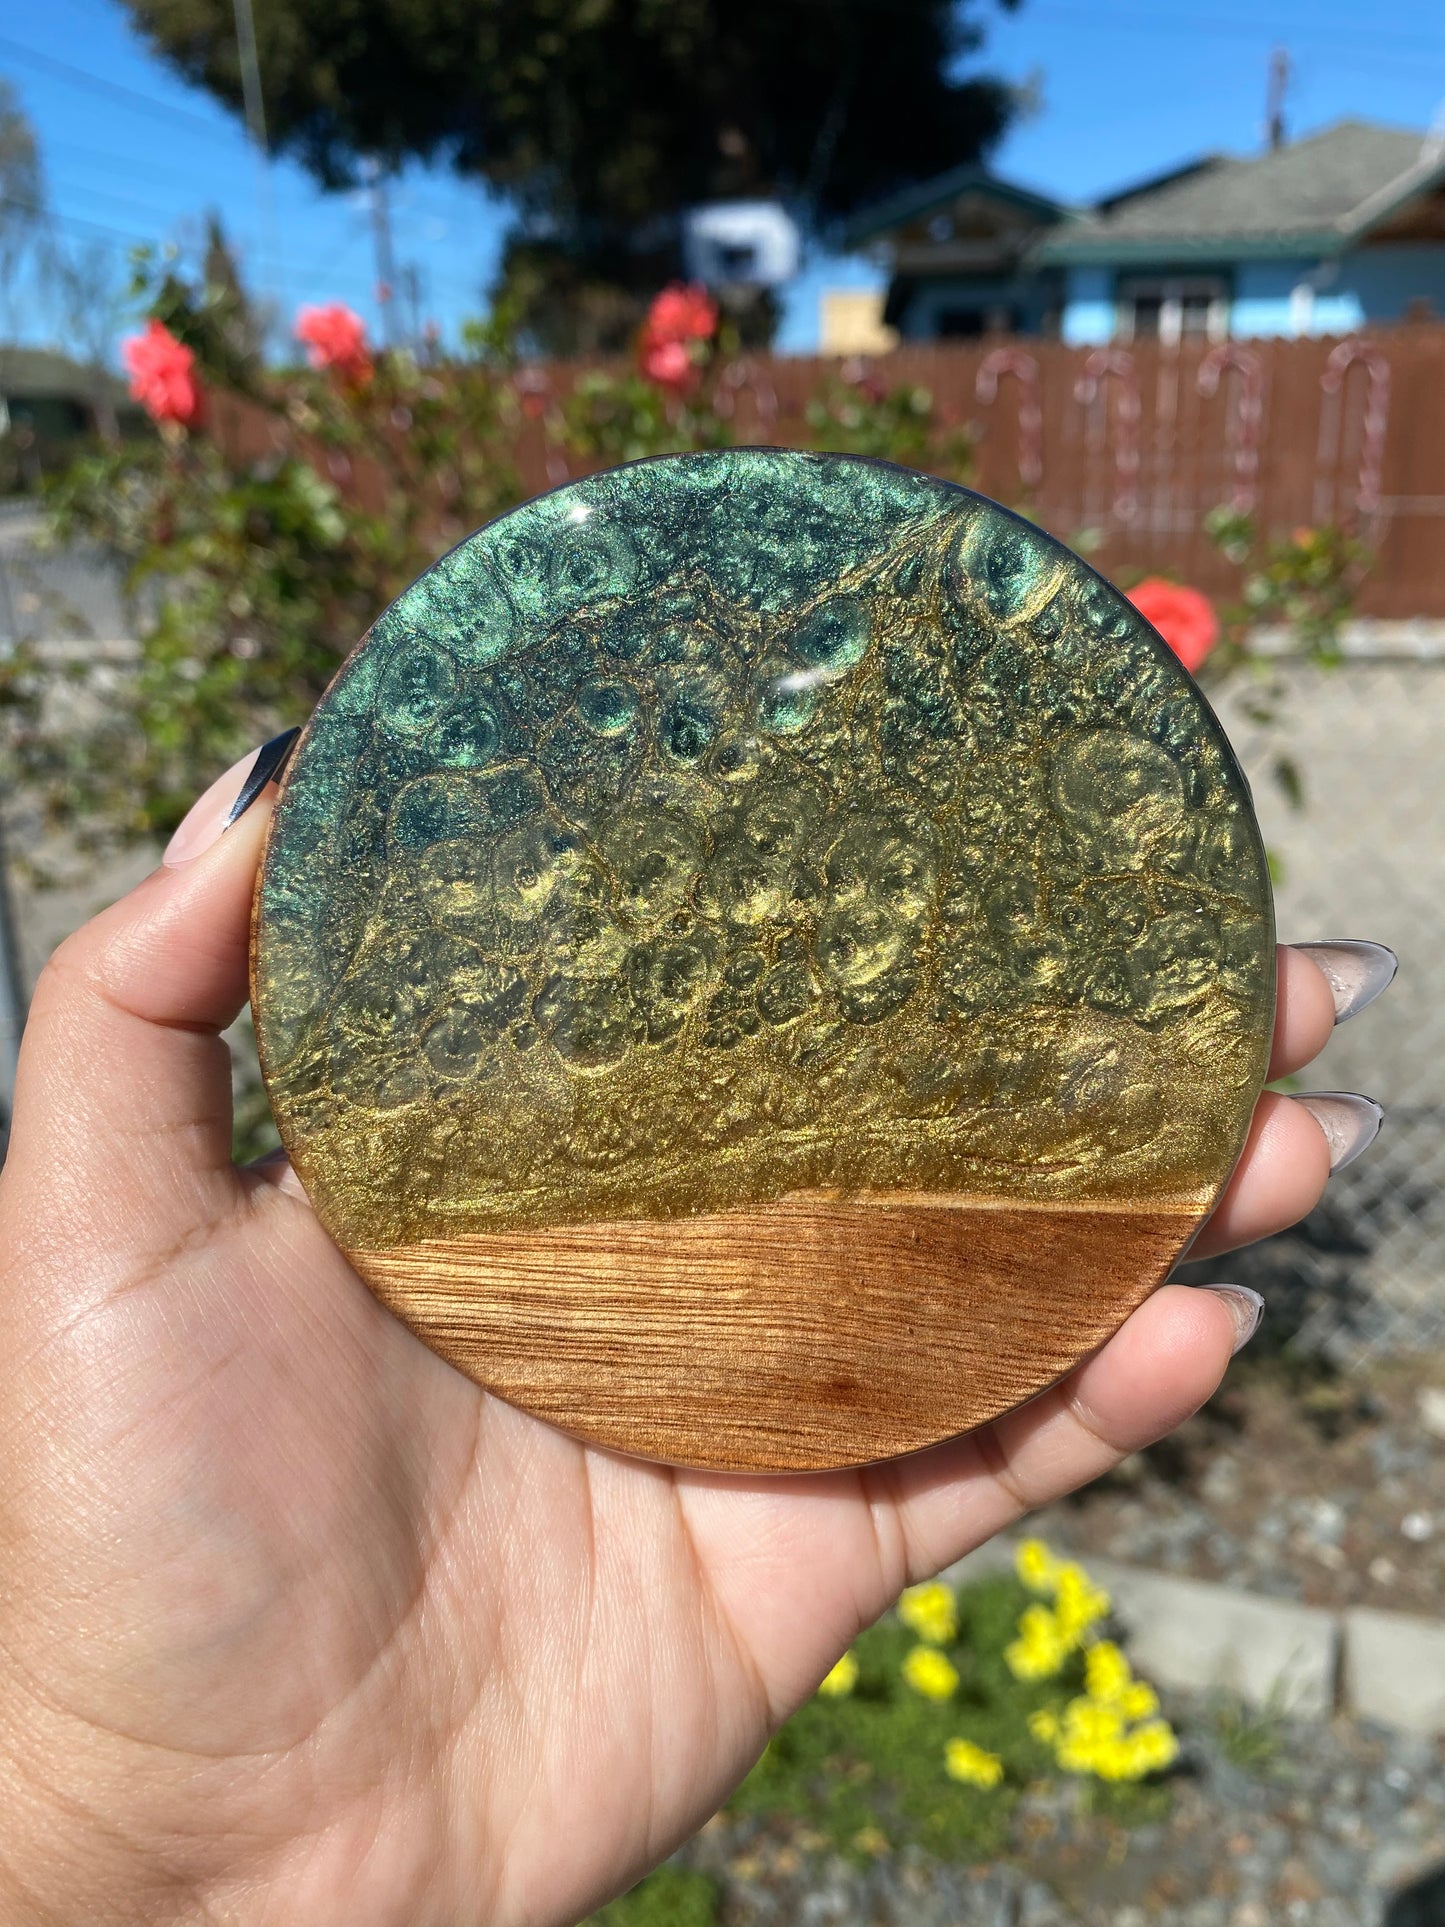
1061,268 -> 1115,345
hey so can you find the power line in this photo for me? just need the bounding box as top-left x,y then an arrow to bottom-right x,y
45,134 -> 258,189
0,32 -> 235,141
0,191 -> 151,248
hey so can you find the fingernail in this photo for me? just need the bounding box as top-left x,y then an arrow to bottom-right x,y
1292,940 -> 1398,1025
163,728 -> 299,867
1291,1091 -> 1385,1172
1195,1283 -> 1265,1355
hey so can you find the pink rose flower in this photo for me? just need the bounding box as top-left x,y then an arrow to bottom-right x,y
295,303 -> 374,385
640,337 -> 696,392
122,320 -> 203,428
645,282 -> 718,343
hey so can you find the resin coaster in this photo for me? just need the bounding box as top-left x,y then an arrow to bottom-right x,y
252,450 -> 1275,1472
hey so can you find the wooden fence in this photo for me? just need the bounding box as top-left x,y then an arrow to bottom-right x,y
511,326 -> 1445,619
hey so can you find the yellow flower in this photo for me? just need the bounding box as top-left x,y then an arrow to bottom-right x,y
944,1737 -> 1005,1789
1015,1537 -> 1062,1595
1083,1639 -> 1131,1704
1053,1563 -> 1111,1644
902,1644 -> 959,1701
1120,1679 -> 1161,1722
898,1580 -> 958,1646
817,1651 -> 859,1698
1028,1708 -> 1061,1744
1004,1603 -> 1071,1681
1049,1685 -> 1180,1782
1125,1718 -> 1179,1776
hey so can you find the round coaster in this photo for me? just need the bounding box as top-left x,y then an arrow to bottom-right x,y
252,450 -> 1275,1472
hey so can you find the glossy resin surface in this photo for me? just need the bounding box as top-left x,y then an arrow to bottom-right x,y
253,450 -> 1275,1469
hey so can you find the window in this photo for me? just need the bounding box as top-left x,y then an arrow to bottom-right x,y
1116,276 -> 1229,344
936,304 -> 1018,339
713,241 -> 758,279
937,307 -> 985,338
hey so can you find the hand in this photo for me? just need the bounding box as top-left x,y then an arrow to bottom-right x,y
0,748 -> 1370,1926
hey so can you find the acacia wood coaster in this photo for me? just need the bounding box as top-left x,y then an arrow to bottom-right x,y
252,450 -> 1275,1473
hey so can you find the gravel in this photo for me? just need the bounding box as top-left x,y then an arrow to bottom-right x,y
1020,1350 -> 1445,1616
670,1701 -> 1445,1925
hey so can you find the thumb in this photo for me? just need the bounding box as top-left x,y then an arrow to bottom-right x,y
2,732 -> 297,1229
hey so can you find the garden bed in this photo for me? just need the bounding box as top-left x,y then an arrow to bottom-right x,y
587,1541 -> 1445,1925
593,1696 -> 1445,1927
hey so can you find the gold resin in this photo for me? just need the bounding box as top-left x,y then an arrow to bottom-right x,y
254,450 -> 1274,1260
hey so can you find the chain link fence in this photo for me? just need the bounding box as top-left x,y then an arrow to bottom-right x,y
1,512 -> 1441,1367
1184,642 -> 1445,1366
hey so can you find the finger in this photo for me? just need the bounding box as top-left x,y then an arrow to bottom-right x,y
1269,945 -> 1338,1080
4,743 -> 289,1223
1188,1089 -> 1332,1259
873,1281 -> 1243,1587
242,1147 -> 311,1205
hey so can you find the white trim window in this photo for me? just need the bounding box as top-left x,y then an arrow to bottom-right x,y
1116,275 -> 1230,344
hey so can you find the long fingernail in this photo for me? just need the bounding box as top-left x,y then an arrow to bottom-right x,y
1292,940 -> 1398,1025
1291,1091 -> 1385,1171
1194,1283 -> 1265,1355
163,728 -> 299,867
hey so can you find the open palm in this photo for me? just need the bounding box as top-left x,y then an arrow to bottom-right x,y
0,790 -> 1339,1925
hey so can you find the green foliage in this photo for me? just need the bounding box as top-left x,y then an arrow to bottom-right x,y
805,373 -> 975,482
1203,508 -> 1370,674
140,219 -> 266,393
1199,507 -> 1370,816
1207,1687 -> 1290,1777
559,369 -> 734,468
586,1866 -> 721,1927
732,1576 -> 1082,1863
12,254 -> 521,852
118,0 -> 1021,352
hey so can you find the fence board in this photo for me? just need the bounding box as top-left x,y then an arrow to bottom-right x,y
515,325 -> 1445,617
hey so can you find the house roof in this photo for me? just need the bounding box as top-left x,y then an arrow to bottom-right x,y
1037,119 -> 1445,265
841,164 -> 1069,251
0,345 -> 127,402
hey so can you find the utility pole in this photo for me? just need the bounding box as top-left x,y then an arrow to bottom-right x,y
401,262 -> 423,355
231,0 -> 283,323
1265,47 -> 1290,152
367,162 -> 400,348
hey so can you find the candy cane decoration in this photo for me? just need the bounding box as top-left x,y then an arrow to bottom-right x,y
976,347 -> 1044,489
714,358 -> 780,433
1315,338 -> 1391,523
1074,348 -> 1141,522
1197,343 -> 1264,514
513,366 -> 570,485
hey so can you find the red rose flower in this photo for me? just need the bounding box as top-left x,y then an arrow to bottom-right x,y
646,282 -> 718,343
295,303 -> 374,385
1127,577 -> 1220,675
122,319 -> 203,428
640,336 -> 697,392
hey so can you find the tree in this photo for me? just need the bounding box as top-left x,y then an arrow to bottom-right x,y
0,78 -> 47,346
118,0 -> 1023,350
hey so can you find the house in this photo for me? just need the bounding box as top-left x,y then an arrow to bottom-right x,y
842,163 -> 1068,341
0,347 -> 137,492
846,119 -> 1445,346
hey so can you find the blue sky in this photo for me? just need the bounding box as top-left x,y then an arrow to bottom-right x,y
3,0 -> 1443,359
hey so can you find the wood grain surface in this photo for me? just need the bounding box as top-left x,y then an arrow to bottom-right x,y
354,1194 -> 1195,1472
